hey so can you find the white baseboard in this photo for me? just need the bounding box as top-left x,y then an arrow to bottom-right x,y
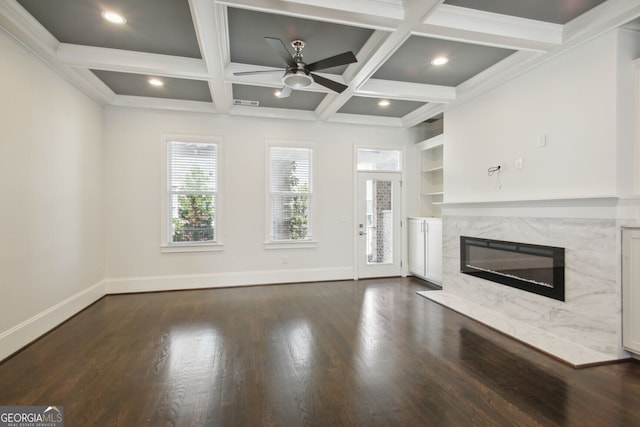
0,280 -> 106,361
0,267 -> 354,361
105,266 -> 354,294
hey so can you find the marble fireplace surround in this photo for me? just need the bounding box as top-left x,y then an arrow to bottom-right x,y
418,197 -> 640,367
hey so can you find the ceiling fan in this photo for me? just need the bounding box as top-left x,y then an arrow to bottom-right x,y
233,37 -> 357,98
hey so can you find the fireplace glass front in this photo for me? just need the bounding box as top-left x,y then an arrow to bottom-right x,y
460,236 -> 565,301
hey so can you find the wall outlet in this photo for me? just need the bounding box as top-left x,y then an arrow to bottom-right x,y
282,255 -> 288,264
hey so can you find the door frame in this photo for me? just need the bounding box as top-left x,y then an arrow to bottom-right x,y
352,144 -> 407,280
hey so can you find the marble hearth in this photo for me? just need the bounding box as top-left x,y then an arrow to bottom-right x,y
418,197 -> 640,367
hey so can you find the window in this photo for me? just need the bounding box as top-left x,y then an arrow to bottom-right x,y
268,143 -> 314,244
356,149 -> 401,172
164,140 -> 219,250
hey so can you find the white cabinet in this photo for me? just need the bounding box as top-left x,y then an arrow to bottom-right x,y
622,227 -> 640,356
408,217 -> 442,284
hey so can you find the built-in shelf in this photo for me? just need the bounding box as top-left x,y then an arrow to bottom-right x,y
417,134 -> 444,218
422,166 -> 444,173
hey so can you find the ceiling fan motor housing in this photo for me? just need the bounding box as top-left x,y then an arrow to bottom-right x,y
282,40 -> 313,89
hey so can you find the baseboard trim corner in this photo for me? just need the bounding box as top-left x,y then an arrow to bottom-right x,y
0,280 -> 106,362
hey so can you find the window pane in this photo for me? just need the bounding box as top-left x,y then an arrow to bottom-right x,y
169,142 -> 217,191
357,149 -> 401,171
271,195 -> 311,240
364,179 -> 393,264
171,194 -> 216,242
269,145 -> 313,242
270,147 -> 312,193
167,140 -> 217,244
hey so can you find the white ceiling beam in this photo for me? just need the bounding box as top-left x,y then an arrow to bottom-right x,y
112,95 -> 216,114
189,0 -> 232,114
563,0 -> 640,43
315,0 -> 445,121
0,1 -> 113,105
214,0 -> 397,30
357,79 -> 455,103
328,113 -> 403,127
64,68 -> 116,104
419,5 -> 562,51
280,0 -> 404,20
455,50 -> 543,99
402,102 -> 445,128
413,23 -> 558,52
230,104 -> 318,121
57,44 -> 209,80
0,1 -> 58,60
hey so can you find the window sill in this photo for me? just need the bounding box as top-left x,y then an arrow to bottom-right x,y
263,240 -> 318,250
161,243 -> 224,253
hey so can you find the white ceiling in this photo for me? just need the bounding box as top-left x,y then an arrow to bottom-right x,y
1,0 -> 639,128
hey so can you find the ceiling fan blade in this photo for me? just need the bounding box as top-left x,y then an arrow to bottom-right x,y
233,69 -> 284,76
307,51 -> 357,72
310,73 -> 348,93
276,86 -> 292,98
265,37 -> 296,68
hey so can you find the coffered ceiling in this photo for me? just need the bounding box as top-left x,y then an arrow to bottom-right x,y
1,0 -> 639,127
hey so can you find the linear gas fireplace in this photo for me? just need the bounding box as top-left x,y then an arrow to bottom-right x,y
460,236 -> 565,301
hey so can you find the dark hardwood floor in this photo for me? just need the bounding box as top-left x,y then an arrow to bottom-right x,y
1,278 -> 639,426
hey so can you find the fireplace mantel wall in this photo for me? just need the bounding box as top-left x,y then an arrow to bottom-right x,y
428,197 -> 640,365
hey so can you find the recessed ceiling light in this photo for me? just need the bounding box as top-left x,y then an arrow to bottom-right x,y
102,11 -> 126,24
148,78 -> 164,87
378,100 -> 390,107
431,56 -> 449,66
274,90 -> 282,97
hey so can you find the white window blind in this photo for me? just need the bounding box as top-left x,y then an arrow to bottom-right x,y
269,146 -> 313,241
167,141 -> 217,244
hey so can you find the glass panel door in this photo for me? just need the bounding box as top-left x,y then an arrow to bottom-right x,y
357,173 -> 401,278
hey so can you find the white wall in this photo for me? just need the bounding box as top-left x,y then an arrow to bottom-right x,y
0,29 -> 105,359
617,29 -> 640,196
437,29 -> 640,363
444,29 -> 640,202
104,108 -> 417,291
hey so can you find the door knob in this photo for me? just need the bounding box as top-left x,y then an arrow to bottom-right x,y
359,231 -> 366,236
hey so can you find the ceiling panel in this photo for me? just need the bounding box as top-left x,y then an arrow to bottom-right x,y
373,36 -> 515,86
444,0 -> 608,24
228,7 -> 374,75
93,71 -> 212,102
17,0 -> 201,58
338,97 -> 427,118
232,84 -> 327,111
3,0 -> 635,126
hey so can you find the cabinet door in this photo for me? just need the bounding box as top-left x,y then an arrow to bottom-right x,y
623,228 -> 640,355
408,219 -> 426,276
425,219 -> 442,284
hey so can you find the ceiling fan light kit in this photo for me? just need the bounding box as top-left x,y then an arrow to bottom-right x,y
283,69 -> 312,89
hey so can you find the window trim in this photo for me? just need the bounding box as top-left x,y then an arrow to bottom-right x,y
264,139 -> 318,248
161,134 -> 224,252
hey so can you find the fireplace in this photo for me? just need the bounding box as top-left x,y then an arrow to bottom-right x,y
460,236 -> 565,301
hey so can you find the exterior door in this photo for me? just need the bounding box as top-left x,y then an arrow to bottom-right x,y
357,172 -> 402,278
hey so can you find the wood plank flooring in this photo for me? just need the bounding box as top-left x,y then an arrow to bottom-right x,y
1,278 -> 640,426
